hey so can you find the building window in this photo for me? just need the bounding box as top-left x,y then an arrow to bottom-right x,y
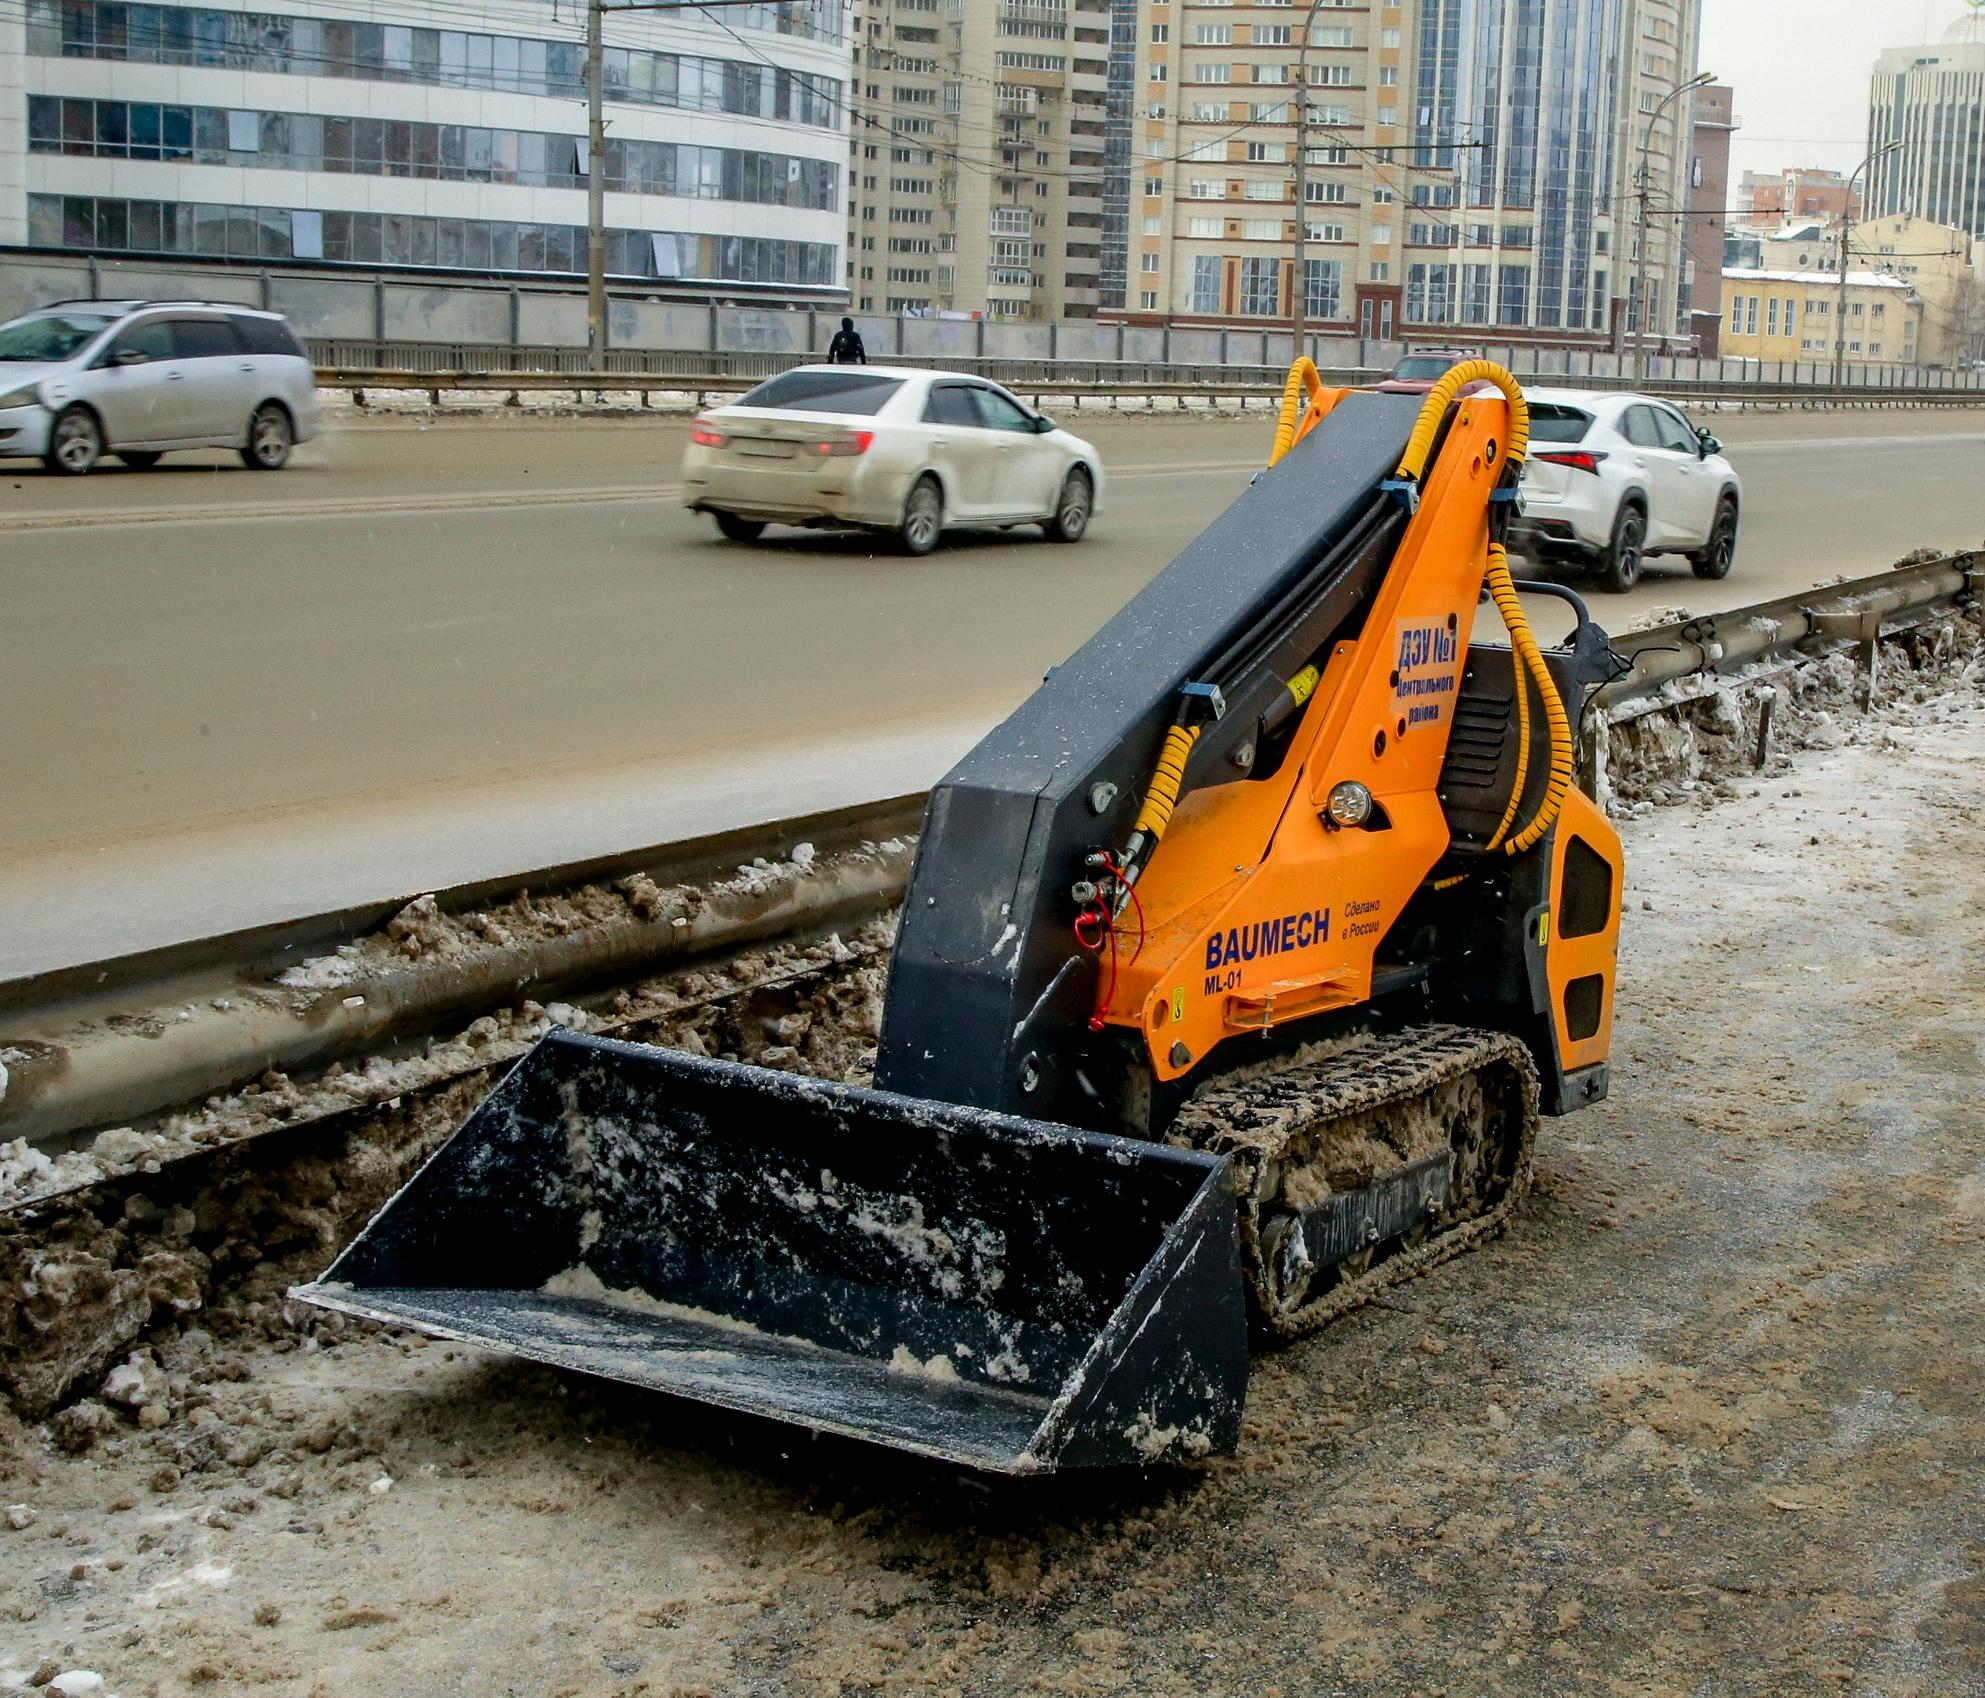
1188,253 -> 1221,313
1238,256 -> 1280,315
26,94 -> 840,210
1140,290 -> 1159,309
1497,264 -> 1530,325
1141,252 -> 1160,272
1303,257 -> 1341,318
26,0 -> 845,124
1462,263 -> 1491,325
1151,22 -> 1168,41
1369,261 -> 1390,281
25,192 -> 838,286
1766,297 -> 1778,337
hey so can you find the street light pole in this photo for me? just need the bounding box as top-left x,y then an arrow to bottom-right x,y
1833,140 -> 1901,389
1634,69 -> 1713,382
1290,0 -> 1328,356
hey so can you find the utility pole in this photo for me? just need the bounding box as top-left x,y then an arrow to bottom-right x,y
584,0 -> 774,366
586,0 -> 605,361
1290,0 -> 1329,356
1635,70 -> 1713,382
1834,141 -> 1901,389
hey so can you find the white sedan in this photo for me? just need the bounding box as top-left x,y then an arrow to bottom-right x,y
681,365 -> 1103,555
1510,387 -> 1742,593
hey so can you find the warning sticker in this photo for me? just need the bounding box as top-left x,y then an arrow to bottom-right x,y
1392,617 -> 1462,731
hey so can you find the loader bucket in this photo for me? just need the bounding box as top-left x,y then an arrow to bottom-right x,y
295,1031 -> 1248,1473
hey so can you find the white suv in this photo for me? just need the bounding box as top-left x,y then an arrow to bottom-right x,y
0,300 -> 321,476
1511,388 -> 1741,592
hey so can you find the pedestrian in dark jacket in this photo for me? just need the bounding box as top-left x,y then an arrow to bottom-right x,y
827,316 -> 867,365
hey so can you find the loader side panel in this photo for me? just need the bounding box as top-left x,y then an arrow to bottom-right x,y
876,390 -> 1426,1118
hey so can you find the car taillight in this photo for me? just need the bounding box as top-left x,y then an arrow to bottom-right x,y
813,431 -> 874,457
689,419 -> 728,448
1535,449 -> 1607,476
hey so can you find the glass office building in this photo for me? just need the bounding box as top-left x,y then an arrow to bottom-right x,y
1409,0 -> 1699,346
3,0 -> 848,298
1411,0 -> 1618,335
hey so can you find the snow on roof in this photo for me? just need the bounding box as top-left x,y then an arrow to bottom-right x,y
1720,267 -> 1909,288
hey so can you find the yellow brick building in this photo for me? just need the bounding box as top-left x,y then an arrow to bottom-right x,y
1719,267 -> 1918,367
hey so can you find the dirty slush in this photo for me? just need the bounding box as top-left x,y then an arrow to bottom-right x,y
2,608 -> 1981,1697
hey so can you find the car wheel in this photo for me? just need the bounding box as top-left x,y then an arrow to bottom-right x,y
241,403 -> 293,470
715,512 -> 767,543
44,406 -> 103,476
898,475 -> 943,556
1595,502 -> 1645,594
1690,498 -> 1738,581
1043,467 -> 1093,544
116,451 -> 163,470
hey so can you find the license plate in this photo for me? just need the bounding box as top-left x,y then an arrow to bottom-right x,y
735,440 -> 795,459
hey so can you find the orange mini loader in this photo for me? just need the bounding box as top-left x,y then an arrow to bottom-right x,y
300,364 -> 1625,1472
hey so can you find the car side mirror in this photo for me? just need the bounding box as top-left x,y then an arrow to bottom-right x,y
1696,431 -> 1719,458
108,349 -> 149,367
1032,414 -> 1055,433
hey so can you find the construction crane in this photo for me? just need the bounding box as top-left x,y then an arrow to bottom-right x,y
300,363 -> 1626,1473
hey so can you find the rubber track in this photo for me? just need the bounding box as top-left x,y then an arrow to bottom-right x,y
1170,1023 -> 1541,1341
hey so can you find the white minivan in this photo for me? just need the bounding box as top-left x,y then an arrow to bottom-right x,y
0,299 -> 322,475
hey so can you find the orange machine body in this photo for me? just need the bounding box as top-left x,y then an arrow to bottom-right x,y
1102,389 -> 1623,1086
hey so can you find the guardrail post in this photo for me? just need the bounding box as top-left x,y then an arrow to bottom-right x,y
373,277 -> 386,342
1162,324 -> 1171,363
709,301 -> 720,355
86,256 -> 100,300
1049,320 -> 1059,361
1116,322 -> 1126,361
509,286 -> 521,351
1219,328 -> 1229,364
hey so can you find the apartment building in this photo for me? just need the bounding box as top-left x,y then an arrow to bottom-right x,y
1737,167 -> 1857,226
1107,0 -> 1701,351
1111,0 -> 1414,338
1868,14 -> 1985,241
845,0 -> 1109,320
1736,212 -> 1981,369
1720,268 -> 1918,368
0,0 -> 848,300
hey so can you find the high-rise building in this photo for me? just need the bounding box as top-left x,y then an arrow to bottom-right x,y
1111,0 -> 1419,338
1108,0 -> 1701,351
1,0 -> 849,302
1867,13 -> 1985,241
845,0 -> 1109,320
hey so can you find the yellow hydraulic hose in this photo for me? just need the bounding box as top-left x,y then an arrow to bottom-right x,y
1394,358 -> 1532,483
1269,358 -> 1330,466
1131,723 -> 1201,843
1392,361 -> 1573,855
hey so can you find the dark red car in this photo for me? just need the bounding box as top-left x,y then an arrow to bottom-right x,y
1374,348 -> 1488,394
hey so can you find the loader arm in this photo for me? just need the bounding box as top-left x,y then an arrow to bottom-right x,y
875,372 -> 1622,1127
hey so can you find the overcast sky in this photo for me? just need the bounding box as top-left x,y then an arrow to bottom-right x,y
1701,1 -> 1978,188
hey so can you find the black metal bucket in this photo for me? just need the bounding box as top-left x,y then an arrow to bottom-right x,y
293,1031 -> 1249,1473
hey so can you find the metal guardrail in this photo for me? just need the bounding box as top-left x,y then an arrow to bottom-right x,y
2,553 -> 1976,1167
314,353 -> 1985,411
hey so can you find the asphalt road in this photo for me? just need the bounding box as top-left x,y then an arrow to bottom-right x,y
4,404 -> 1981,978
